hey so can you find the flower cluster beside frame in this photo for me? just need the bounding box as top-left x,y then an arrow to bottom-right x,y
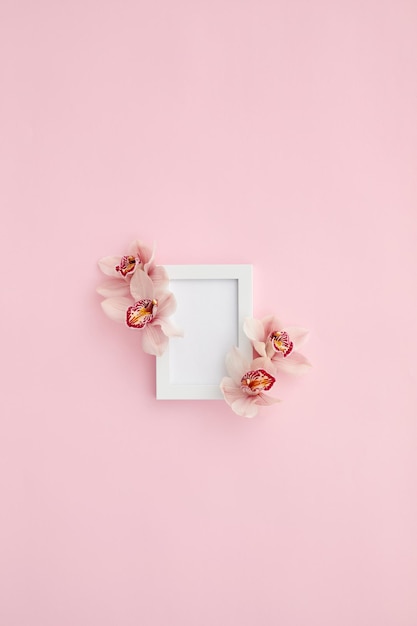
97,240 -> 311,418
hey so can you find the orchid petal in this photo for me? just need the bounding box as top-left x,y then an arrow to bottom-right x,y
220,377 -> 244,407
261,315 -> 283,337
142,324 -> 169,356
127,240 -> 154,268
101,297 -> 132,323
231,396 -> 259,418
225,347 -> 250,384
130,268 -> 155,301
142,241 -> 156,273
148,265 -> 169,291
96,279 -> 130,298
253,340 -> 267,357
252,356 -> 276,372
272,351 -> 312,375
154,317 -> 183,337
243,318 -> 265,342
265,341 -> 275,359
284,326 -> 309,350
256,392 -> 281,406
156,291 -> 177,318
98,256 -> 122,278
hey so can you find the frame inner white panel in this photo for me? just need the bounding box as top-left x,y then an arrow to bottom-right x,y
169,279 -> 238,385
156,265 -> 253,400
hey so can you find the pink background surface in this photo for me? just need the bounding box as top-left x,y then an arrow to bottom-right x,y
1,1 -> 417,624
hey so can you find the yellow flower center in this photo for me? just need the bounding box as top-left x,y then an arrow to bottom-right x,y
126,299 -> 158,328
270,331 -> 293,357
116,255 -> 138,277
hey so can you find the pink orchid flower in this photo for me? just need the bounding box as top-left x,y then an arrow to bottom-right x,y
100,268 -> 182,357
97,239 -> 169,298
220,347 -> 280,418
243,315 -> 311,375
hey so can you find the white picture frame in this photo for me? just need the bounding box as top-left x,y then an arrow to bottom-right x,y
156,264 -> 253,400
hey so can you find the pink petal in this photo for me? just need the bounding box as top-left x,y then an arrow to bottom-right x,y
142,242 -> 156,273
265,341 -> 275,359
149,265 -> 169,291
153,317 -> 183,337
261,315 -> 283,337
225,347 -> 250,384
243,318 -> 265,342
156,291 -> 177,318
130,268 -> 155,301
231,396 -> 259,418
101,297 -> 132,323
256,392 -> 281,406
284,326 -> 309,350
252,355 -> 275,369
98,256 -> 122,278
142,324 -> 169,356
127,240 -> 154,268
96,279 -> 130,298
253,340 -> 267,358
220,377 -> 244,407
272,351 -> 312,375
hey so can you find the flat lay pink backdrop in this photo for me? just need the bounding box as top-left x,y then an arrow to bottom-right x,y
1,1 -> 417,625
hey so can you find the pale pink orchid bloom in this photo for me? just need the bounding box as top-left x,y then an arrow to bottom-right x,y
243,315 -> 311,375
97,240 -> 169,298
101,269 -> 182,357
220,347 -> 280,418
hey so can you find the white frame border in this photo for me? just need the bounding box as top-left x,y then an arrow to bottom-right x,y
156,264 -> 253,400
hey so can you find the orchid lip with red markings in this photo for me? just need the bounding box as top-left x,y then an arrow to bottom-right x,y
269,331 -> 293,357
240,369 -> 276,395
116,255 -> 139,277
126,298 -> 158,328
